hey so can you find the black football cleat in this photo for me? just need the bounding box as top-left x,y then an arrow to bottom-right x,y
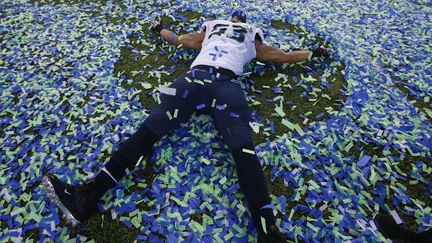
374,213 -> 417,242
41,174 -> 99,226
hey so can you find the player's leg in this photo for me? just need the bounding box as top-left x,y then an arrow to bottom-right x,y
211,81 -> 286,241
42,72 -> 204,226
90,71 -> 207,195
87,124 -> 159,198
41,124 -> 159,226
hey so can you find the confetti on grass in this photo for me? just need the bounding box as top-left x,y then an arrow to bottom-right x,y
0,0 -> 431,242
358,155 -> 371,167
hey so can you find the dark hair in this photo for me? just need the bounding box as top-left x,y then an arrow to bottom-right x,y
231,10 -> 247,23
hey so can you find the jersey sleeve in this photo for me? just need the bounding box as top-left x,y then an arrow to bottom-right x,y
253,27 -> 267,45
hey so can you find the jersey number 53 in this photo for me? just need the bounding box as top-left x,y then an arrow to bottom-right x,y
208,24 -> 247,43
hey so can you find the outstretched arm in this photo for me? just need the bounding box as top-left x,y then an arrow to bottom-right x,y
150,19 -> 205,49
255,39 -> 311,63
159,29 -> 206,50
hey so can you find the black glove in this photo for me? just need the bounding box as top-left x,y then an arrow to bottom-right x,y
311,47 -> 330,58
149,17 -> 164,34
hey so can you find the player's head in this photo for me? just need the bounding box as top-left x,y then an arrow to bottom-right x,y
230,10 -> 246,23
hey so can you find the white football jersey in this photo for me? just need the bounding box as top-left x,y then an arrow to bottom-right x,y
190,20 -> 266,76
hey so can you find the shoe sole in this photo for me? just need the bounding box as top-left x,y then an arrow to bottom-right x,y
41,176 -> 81,227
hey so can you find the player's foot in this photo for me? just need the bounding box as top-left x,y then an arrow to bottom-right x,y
257,224 -> 289,243
374,213 -> 415,242
41,174 -> 99,226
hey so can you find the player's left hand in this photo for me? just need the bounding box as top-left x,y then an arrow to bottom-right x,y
311,47 -> 330,58
149,17 -> 164,34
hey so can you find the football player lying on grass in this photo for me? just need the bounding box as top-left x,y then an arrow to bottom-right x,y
42,10 -> 328,243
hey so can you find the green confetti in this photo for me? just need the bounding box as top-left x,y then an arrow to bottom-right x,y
130,216 -> 141,228
166,110 -> 173,120
200,157 -> 210,165
224,232 -> 233,241
281,118 -> 295,130
135,156 -> 144,167
241,148 -> 255,154
194,79 -> 205,85
142,82 -> 152,89
213,234 -> 224,243
261,217 -> 267,234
